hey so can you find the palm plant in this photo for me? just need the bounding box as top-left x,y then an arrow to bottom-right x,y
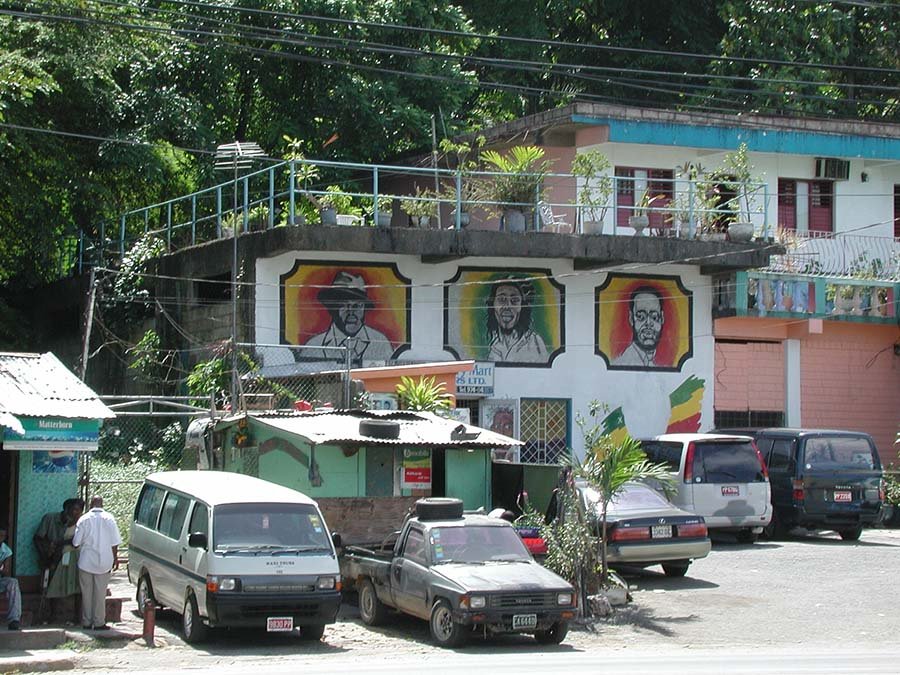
475,146 -> 554,230
395,375 -> 453,415
570,402 -> 676,587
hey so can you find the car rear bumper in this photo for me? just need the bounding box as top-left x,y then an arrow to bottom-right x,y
205,590 -> 341,628
790,505 -> 882,529
607,538 -> 711,564
703,512 -> 772,530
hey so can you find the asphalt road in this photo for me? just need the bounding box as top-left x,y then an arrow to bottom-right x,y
67,527 -> 900,674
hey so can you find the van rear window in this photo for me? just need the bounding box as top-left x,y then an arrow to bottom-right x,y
639,441 -> 682,471
803,437 -> 878,470
213,503 -> 332,554
693,441 -> 765,483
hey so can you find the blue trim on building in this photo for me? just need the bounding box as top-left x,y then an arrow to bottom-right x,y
571,115 -> 900,160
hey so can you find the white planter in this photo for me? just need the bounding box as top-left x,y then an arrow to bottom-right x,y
503,209 -> 527,233
583,220 -> 603,235
451,210 -> 470,228
320,207 -> 337,226
727,221 -> 754,242
375,212 -> 392,229
628,215 -> 649,235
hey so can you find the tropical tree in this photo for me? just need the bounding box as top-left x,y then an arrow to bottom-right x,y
570,401 -> 676,587
395,375 -> 453,415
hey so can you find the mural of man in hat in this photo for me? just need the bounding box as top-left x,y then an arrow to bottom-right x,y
306,270 -> 395,367
485,277 -> 548,363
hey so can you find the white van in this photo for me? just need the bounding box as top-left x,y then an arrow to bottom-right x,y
640,433 -> 772,542
128,471 -> 342,642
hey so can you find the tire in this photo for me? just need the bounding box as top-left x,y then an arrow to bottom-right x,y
429,599 -> 467,648
358,579 -> 387,626
736,529 -> 759,544
416,498 -> 464,521
839,526 -> 862,541
299,623 -> 325,641
182,592 -> 208,644
359,419 -> 400,439
534,621 -> 569,645
136,574 -> 157,617
662,562 -> 690,578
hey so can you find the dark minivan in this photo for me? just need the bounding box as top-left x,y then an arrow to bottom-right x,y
728,429 -> 884,540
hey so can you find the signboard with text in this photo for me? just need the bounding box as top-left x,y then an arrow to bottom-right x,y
3,417 -> 100,452
401,448 -> 432,490
455,362 -> 495,397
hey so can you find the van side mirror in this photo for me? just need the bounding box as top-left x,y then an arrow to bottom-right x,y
331,532 -> 342,550
188,532 -> 208,549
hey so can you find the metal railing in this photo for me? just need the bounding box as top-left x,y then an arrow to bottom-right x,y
762,230 -> 900,281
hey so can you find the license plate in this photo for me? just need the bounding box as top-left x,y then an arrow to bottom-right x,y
512,614 -> 537,630
834,491 -> 852,503
267,617 -> 294,632
651,525 -> 673,539
721,485 -> 740,496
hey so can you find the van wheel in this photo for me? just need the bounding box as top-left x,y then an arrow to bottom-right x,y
534,621 -> 569,645
429,599 -> 466,648
736,529 -> 758,544
182,592 -> 208,644
839,526 -> 862,541
358,579 -> 387,626
662,562 -> 690,577
136,574 -> 157,616
299,623 -> 325,641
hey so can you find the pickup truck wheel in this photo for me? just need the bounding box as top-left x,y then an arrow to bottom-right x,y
358,579 -> 387,626
429,599 -> 466,648
534,621 -> 569,645
839,526 -> 862,541
299,623 -> 325,641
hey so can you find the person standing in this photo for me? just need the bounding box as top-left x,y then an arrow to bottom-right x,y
0,528 -> 22,630
46,499 -> 85,623
73,497 -> 121,630
34,498 -> 84,622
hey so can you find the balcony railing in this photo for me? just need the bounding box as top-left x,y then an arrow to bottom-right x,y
69,157 -> 770,275
761,231 -> 900,282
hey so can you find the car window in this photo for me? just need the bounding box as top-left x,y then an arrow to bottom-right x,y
768,439 -> 795,471
803,437 -> 878,470
403,528 -> 427,564
755,437 -> 774,459
134,484 -> 165,528
188,502 -> 209,537
158,492 -> 191,540
640,441 -> 682,471
693,441 -> 765,483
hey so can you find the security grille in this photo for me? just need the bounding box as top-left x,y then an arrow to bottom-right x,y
519,399 -> 569,465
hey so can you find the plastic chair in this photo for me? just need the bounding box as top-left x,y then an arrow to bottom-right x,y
336,214 -> 364,227
538,201 -> 568,233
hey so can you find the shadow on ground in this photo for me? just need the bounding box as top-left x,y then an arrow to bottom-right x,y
599,604 -> 699,637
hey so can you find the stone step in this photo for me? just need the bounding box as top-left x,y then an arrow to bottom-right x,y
0,648 -> 76,673
1,595 -> 124,626
0,627 -> 66,651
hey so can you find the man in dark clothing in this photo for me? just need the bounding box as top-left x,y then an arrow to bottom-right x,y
34,498 -> 84,621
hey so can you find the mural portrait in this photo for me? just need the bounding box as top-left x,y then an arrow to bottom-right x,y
481,399 -> 519,439
280,261 -> 411,368
595,274 -> 692,371
444,268 -> 564,367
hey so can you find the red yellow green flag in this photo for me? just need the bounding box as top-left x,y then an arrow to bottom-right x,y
666,375 -> 705,433
601,406 -> 629,446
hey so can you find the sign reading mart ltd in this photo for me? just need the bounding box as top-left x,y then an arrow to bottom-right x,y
3,416 -> 101,452
455,362 -> 495,397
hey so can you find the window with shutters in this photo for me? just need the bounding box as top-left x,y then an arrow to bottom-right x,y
778,178 -> 833,232
615,167 -> 674,230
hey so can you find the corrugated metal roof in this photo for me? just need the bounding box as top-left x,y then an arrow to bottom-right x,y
235,409 -> 522,448
0,352 -> 114,420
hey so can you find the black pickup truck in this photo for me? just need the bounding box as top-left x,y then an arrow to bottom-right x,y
340,499 -> 576,647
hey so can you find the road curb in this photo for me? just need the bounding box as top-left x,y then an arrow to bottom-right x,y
0,648 -> 77,673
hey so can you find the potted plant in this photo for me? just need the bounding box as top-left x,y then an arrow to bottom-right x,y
282,136 -> 321,226
721,143 -> 760,243
571,150 -> 613,235
476,145 -> 554,233
671,161 -> 714,238
317,186 -> 361,226
440,136 -> 485,228
628,190 -> 660,236
362,195 -> 393,228
400,187 -> 438,228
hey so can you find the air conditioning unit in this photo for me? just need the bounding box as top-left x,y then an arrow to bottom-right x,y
814,157 -> 850,181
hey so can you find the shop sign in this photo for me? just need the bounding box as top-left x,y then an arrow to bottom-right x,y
3,416 -> 100,452
455,362 -> 495,396
401,448 -> 431,490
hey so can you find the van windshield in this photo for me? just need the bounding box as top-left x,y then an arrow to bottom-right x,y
803,437 -> 878,471
213,503 -> 332,554
693,441 -> 765,483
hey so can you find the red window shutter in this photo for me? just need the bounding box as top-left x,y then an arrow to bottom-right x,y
615,167 -> 635,229
809,181 -> 833,232
648,169 -> 674,229
778,179 -> 796,230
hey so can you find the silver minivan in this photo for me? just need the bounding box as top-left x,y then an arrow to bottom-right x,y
641,433 -> 772,542
128,471 -> 342,642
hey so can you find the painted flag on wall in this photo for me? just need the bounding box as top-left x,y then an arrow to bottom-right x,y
666,375 -> 705,433
601,406 -> 629,446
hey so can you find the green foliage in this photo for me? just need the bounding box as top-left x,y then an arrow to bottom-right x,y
395,375 -> 453,414
106,234 -> 166,323
534,486 -> 597,589
318,186 -> 361,216
186,356 -> 230,408
571,151 -> 613,223
89,459 -> 159,547
477,146 -> 554,211
127,329 -> 174,385
400,188 -> 439,220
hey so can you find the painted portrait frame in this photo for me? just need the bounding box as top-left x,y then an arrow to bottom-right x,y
279,260 -> 412,362
443,267 -> 565,368
595,273 -> 693,372
480,399 -> 519,439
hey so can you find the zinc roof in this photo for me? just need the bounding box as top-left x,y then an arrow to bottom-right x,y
0,352 -> 114,422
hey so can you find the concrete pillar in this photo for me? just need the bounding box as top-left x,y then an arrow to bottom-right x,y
784,339 -> 801,427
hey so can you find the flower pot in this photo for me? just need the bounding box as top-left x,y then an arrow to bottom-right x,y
375,212 -> 392,229
727,221 -> 754,243
583,219 -> 603,235
503,208 -> 527,233
413,215 -> 432,228
628,215 -> 649,235
320,207 -> 337,226
451,210 -> 470,228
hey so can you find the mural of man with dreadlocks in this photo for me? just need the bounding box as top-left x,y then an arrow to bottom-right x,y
485,278 -> 548,363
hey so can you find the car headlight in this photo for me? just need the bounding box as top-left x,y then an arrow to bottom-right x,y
219,577 -> 237,591
469,595 -> 486,609
557,592 -> 573,606
316,575 -> 337,590
207,576 -> 239,592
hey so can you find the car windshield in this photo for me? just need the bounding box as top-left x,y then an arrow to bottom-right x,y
693,441 -> 765,483
429,525 -> 531,564
213,503 -> 332,553
803,437 -> 878,470
583,484 -> 671,514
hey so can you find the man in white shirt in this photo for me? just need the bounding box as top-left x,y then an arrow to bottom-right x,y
73,496 -> 122,630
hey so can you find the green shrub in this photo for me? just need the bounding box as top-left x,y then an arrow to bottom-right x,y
90,460 -> 155,548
